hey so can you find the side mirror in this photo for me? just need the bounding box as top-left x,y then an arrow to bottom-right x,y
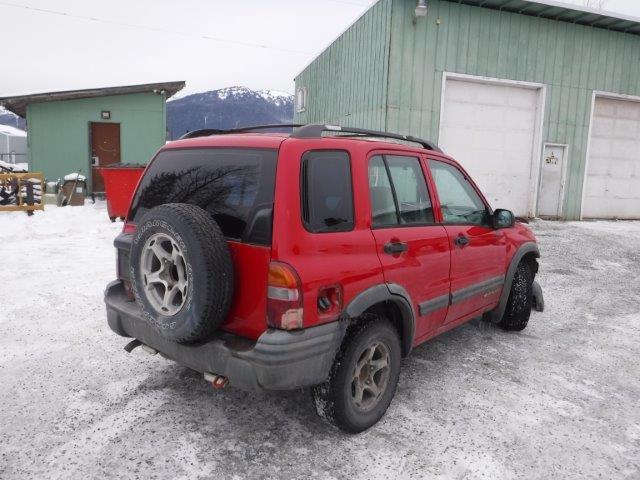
493,209 -> 515,229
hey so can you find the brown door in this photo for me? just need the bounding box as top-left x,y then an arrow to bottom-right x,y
90,122 -> 121,192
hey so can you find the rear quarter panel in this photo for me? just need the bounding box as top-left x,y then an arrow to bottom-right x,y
222,242 -> 271,340
271,139 -> 384,328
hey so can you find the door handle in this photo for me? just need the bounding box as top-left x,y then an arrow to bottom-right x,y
384,241 -> 408,255
454,234 -> 470,248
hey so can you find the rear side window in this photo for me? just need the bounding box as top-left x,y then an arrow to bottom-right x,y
369,155 -> 434,227
301,150 -> 354,233
129,148 -> 277,245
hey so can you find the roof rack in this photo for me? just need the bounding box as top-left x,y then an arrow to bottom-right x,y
290,124 -> 442,152
180,124 -> 303,140
179,123 -> 442,152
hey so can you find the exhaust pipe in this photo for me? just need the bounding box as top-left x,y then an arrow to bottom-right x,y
204,372 -> 229,389
141,344 -> 158,355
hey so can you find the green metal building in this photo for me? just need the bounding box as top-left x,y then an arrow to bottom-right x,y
0,81 -> 184,192
294,0 -> 640,220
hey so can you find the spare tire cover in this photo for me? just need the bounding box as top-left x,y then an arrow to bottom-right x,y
129,203 -> 234,343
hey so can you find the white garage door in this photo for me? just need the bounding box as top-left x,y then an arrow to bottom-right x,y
439,78 -> 540,216
583,97 -> 640,219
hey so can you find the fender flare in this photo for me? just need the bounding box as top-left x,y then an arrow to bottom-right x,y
489,242 -> 540,323
343,283 -> 416,356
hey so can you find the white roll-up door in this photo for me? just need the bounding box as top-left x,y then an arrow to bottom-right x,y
583,96 -> 640,219
439,78 -> 541,217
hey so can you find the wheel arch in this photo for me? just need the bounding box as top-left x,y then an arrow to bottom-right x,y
489,242 -> 540,323
343,283 -> 416,356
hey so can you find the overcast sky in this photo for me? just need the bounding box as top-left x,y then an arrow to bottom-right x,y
1,0 -> 639,98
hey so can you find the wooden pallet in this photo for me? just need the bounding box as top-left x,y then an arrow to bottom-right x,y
0,172 -> 45,213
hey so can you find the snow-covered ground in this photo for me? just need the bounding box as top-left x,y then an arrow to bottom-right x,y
1,204 -> 639,479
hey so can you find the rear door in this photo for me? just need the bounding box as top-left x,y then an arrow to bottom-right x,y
427,158 -> 507,324
127,147 -> 279,340
368,153 -> 450,342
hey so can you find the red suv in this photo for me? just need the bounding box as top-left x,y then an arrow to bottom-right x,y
105,124 -> 544,433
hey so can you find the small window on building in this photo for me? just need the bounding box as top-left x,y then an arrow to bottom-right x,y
296,87 -> 307,112
301,150 -> 354,233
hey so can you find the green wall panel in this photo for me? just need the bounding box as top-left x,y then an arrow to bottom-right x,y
27,92 -> 166,191
294,0 -> 392,130
295,0 -> 640,219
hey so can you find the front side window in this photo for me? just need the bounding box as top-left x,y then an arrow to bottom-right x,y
301,150 -> 354,233
368,155 -> 434,227
429,160 -> 488,225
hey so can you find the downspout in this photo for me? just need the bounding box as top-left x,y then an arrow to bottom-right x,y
384,0 -> 394,132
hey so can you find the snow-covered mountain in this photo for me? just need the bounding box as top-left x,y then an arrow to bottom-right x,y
167,86 -> 294,139
0,107 -> 26,130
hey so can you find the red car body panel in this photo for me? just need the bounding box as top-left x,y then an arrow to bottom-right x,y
271,139 -> 385,330
222,242 -> 271,339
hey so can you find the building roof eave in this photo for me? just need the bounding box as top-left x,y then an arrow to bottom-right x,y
0,80 -> 186,118
449,0 -> 640,35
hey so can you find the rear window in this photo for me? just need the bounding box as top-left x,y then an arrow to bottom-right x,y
129,148 -> 277,245
301,150 -> 354,233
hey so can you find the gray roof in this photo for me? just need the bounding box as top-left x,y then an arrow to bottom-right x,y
446,0 -> 640,35
0,81 -> 185,118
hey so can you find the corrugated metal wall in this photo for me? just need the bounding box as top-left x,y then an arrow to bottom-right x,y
295,0 -> 640,220
294,0 -> 392,130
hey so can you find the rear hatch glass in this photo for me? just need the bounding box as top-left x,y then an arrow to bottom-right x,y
129,148 -> 278,245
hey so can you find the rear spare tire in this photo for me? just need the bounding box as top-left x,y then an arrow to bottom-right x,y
129,203 -> 233,343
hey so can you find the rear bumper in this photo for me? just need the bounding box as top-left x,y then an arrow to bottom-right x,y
104,280 -> 345,392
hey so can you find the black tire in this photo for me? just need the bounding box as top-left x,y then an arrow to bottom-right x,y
312,318 -> 401,433
498,261 -> 534,331
129,203 -> 234,343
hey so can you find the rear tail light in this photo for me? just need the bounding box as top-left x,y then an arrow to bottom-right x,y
267,261 -> 303,330
122,221 -> 137,234
119,221 -> 137,300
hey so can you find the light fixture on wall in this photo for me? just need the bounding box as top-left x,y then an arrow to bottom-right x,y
414,0 -> 428,22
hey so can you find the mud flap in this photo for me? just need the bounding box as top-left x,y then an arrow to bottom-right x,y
532,281 -> 544,312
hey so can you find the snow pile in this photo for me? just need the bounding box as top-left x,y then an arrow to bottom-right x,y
63,173 -> 86,182
0,124 -> 27,137
0,160 -> 27,172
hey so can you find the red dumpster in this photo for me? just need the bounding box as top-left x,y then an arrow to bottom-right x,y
99,164 -> 145,222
